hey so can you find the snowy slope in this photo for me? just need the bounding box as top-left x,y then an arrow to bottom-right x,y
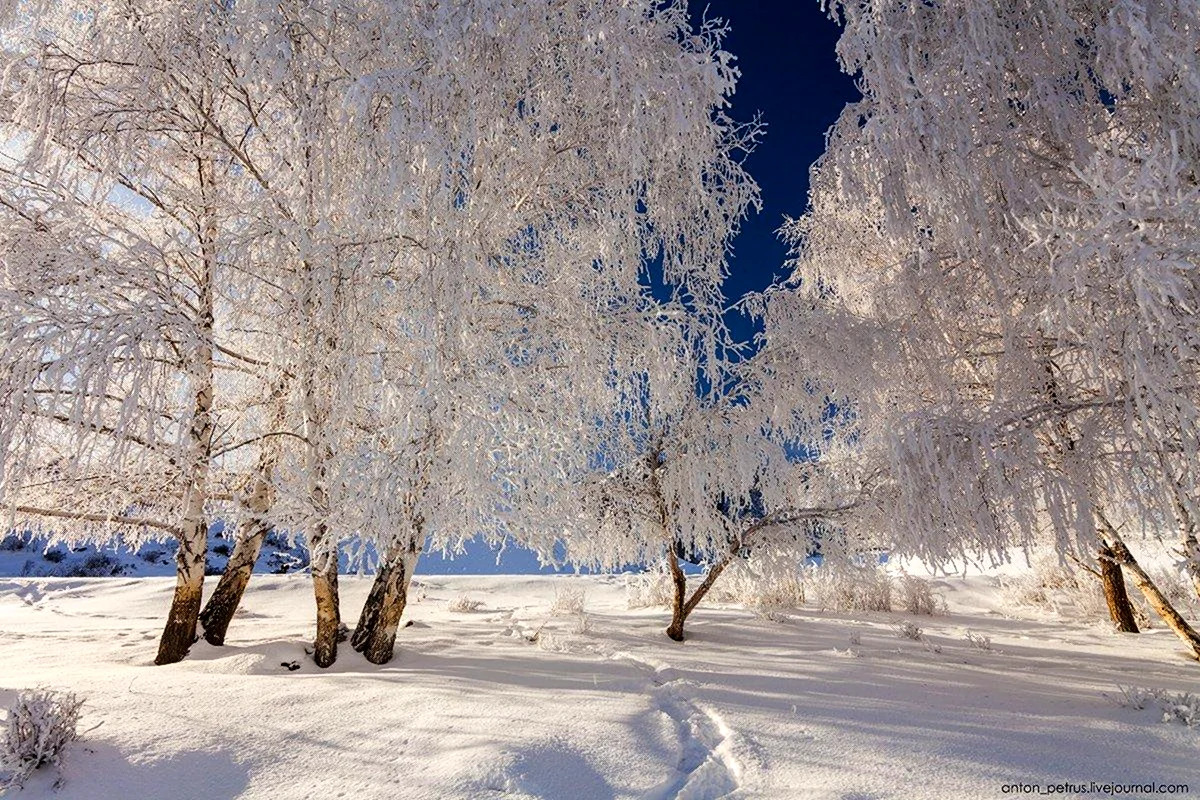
2,572 -> 1198,799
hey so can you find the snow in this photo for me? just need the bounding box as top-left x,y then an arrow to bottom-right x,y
2,570 -> 1198,799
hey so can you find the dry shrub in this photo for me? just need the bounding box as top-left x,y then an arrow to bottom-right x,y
2,690 -> 85,790
807,565 -> 893,612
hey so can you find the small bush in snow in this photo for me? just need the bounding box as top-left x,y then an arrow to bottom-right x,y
807,565 -> 892,612
964,630 -> 993,651
56,553 -> 127,578
847,630 -> 862,646
1147,565 -> 1197,610
1111,686 -> 1200,728
410,580 -> 428,604
711,556 -> 806,610
893,621 -> 923,641
42,549 -> 67,564
137,549 -> 167,564
448,594 -> 484,613
895,574 -> 942,616
626,566 -> 675,609
549,585 -> 587,616
997,553 -> 1110,620
1,690 -> 85,790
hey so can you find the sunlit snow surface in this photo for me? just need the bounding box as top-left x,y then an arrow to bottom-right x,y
2,567 -> 1198,799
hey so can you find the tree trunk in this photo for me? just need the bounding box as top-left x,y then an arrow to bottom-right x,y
1098,511 -> 1200,661
156,148 -> 215,666
155,517 -> 207,665
311,540 -> 341,668
350,564 -> 389,653
356,544 -> 420,665
665,547 -> 689,641
198,383 -> 287,646
664,540 -> 740,642
1098,544 -> 1139,633
199,517 -> 272,645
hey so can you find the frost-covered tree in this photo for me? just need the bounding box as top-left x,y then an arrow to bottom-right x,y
766,0 -> 1200,656
564,309 -> 875,641
334,0 -> 763,664
0,1 -> 280,664
3,0 -> 762,667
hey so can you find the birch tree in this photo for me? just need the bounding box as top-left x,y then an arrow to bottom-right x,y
768,0 -> 1200,656
0,1 -> 277,664
327,0 -> 762,664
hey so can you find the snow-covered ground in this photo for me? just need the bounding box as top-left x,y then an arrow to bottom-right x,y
2,570 -> 1198,799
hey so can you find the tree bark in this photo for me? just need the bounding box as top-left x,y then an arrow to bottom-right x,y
199,517 -> 272,645
350,564 -> 389,652
311,539 -> 341,668
155,516 -> 207,665
199,383 -> 288,645
355,540 -> 420,665
665,547 -> 689,642
1098,510 -> 1200,661
156,143 -> 216,666
1097,544 -> 1139,633
665,539 -> 740,642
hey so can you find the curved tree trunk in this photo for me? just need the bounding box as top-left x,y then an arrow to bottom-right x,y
1098,510 -> 1200,661
665,539 -> 739,642
665,547 -> 689,641
354,532 -> 421,664
350,565 -> 389,652
156,156 -> 215,666
1098,543 -> 1139,633
199,517 -> 272,646
198,382 -> 288,646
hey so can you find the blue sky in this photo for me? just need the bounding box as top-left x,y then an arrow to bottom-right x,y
684,1 -> 860,343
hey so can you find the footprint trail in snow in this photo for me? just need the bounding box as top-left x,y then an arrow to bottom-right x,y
610,651 -> 747,800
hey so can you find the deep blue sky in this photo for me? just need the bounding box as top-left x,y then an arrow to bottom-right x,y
685,1 -> 860,343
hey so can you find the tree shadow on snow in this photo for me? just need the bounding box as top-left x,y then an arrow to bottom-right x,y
43,742 -> 250,800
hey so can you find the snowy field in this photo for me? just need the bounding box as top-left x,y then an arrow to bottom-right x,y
2,569 -> 1198,799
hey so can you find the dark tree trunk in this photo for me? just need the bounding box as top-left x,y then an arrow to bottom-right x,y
311,541 -> 341,668
199,378 -> 288,645
353,534 -> 420,664
155,581 -> 203,665
665,548 -> 689,641
1098,544 -> 1139,633
199,517 -> 272,646
350,566 -> 389,652
664,540 -> 740,642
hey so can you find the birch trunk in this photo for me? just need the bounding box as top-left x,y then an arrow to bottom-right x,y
354,534 -> 421,665
311,535 -> 341,668
155,146 -> 216,665
199,386 -> 289,645
198,515 -> 271,646
1098,510 -> 1200,661
666,540 -> 739,642
665,547 -> 689,642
